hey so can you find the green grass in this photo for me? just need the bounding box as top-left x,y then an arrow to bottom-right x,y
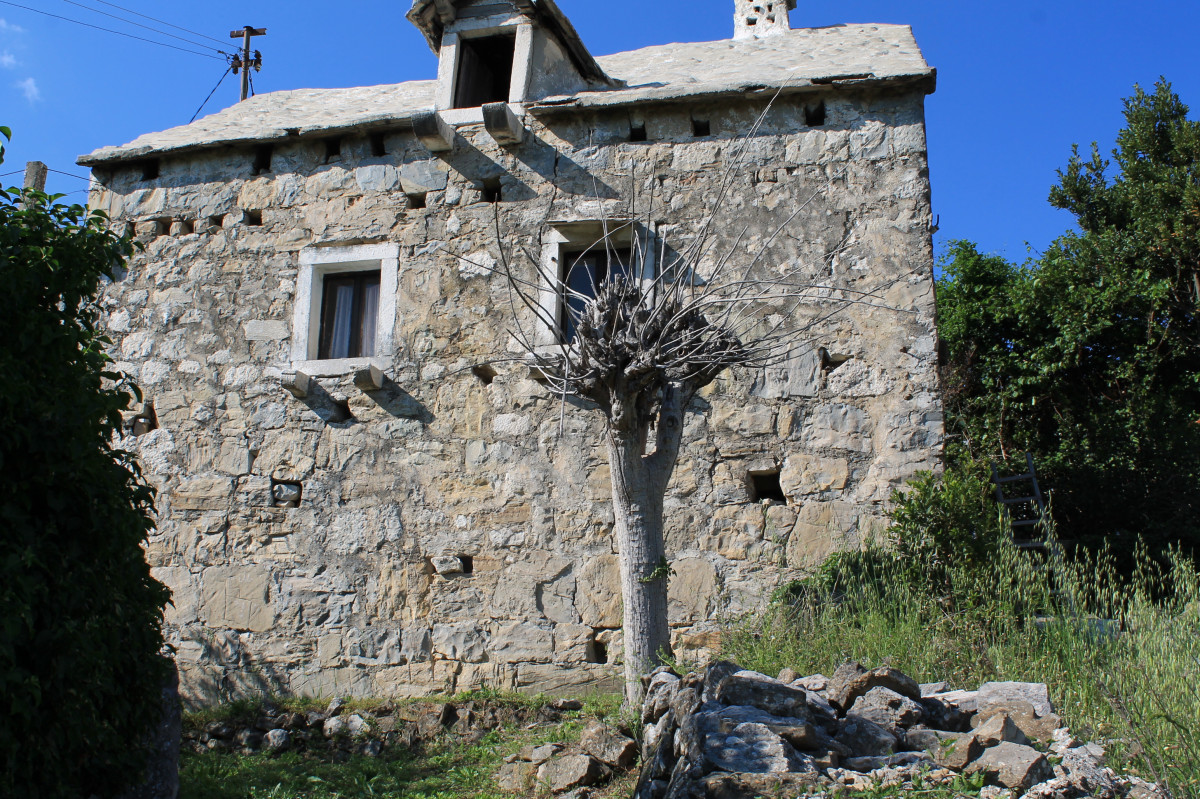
180,693 -> 635,799
721,535 -> 1200,797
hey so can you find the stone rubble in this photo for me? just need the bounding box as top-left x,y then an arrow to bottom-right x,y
634,661 -> 1168,799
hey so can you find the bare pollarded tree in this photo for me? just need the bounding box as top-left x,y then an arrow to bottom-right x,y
470,111 -> 911,702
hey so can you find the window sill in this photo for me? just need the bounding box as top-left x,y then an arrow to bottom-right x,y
291,357 -> 389,378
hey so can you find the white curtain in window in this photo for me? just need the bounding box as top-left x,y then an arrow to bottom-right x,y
329,283 -> 355,359
360,282 -> 379,357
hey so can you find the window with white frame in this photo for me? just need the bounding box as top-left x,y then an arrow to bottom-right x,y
434,22 -> 534,119
536,221 -> 655,346
293,244 -> 399,373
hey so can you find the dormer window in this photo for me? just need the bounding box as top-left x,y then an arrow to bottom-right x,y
454,31 -> 516,108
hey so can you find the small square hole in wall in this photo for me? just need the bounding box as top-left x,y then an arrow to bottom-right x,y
271,479 -> 303,508
820,346 -> 851,373
139,160 -> 160,181
244,209 -> 263,226
629,123 -> 648,142
368,132 -> 387,157
406,192 -> 428,210
748,470 -> 787,503
589,634 -> 609,665
480,178 -> 502,204
472,364 -> 497,385
324,137 -> 342,164
178,219 -> 195,235
208,214 -> 225,230
692,118 -> 711,137
458,555 -> 474,575
129,401 -> 157,436
252,145 -> 273,175
805,101 -> 827,127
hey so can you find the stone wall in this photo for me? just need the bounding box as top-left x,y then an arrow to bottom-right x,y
89,88 -> 942,703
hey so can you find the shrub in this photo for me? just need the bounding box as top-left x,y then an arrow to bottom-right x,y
0,130 -> 169,797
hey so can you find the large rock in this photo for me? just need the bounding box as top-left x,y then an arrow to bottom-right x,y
977,681 -> 1054,718
496,761 -> 536,791
974,700 -> 1063,742
973,712 -> 1031,749
834,716 -> 897,757
966,742 -> 1053,791
642,670 -> 680,724
847,686 -> 924,732
697,771 -> 823,798
713,671 -> 812,720
579,720 -> 638,769
537,754 -> 607,793
704,722 -> 813,774
828,662 -> 921,710
933,732 -> 984,771
699,702 -> 846,754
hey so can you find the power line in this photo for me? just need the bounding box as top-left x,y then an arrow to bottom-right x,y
84,0 -> 230,48
191,66 -> 233,123
46,168 -> 91,181
0,170 -> 23,179
0,1 -> 226,60
58,0 -> 232,55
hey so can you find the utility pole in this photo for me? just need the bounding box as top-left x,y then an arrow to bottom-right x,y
22,161 -> 47,192
229,26 -> 266,102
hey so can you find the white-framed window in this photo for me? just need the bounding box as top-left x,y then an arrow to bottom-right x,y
535,220 -> 656,347
293,243 -> 399,375
435,19 -> 534,123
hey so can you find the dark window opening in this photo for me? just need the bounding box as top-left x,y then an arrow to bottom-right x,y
746,16 -> 758,26
317,270 -> 381,360
406,192 -> 428,209
629,123 -> 648,142
458,555 -> 474,575
252,146 -> 273,175
453,32 -> 516,109
805,101 -> 826,127
129,402 -> 158,437
480,178 -> 502,204
589,637 -> 609,665
749,470 -> 787,503
561,246 -> 631,342
369,132 -> 388,157
208,214 -> 225,230
324,137 -> 342,163
692,118 -> 711,137
139,160 -> 160,181
472,364 -> 497,385
244,209 -> 263,226
271,479 -> 303,508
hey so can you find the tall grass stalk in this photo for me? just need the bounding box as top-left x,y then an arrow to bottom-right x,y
722,533 -> 1200,796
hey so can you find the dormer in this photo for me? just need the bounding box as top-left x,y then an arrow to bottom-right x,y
407,0 -> 618,124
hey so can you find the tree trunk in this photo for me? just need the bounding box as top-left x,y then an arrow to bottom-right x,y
606,427 -> 673,704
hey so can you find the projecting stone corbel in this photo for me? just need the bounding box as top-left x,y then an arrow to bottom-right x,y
354,364 -> 386,392
483,102 -> 526,146
413,112 -> 455,154
280,370 -> 312,398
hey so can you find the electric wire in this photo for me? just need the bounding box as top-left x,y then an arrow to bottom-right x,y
58,0 -> 232,56
46,168 -> 91,181
0,170 -> 23,178
0,1 -> 226,60
190,66 -> 233,123
83,0 -> 230,48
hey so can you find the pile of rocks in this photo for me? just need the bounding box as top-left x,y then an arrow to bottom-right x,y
184,695 -> 572,758
497,720 -> 640,796
635,661 -> 1164,799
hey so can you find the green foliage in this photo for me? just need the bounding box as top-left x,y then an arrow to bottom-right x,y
933,79 -> 1200,555
723,536 -> 1200,796
0,133 -> 169,797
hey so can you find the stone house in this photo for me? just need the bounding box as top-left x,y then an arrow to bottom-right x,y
79,0 -> 943,703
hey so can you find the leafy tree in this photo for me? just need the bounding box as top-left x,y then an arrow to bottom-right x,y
933,79 -> 1200,556
0,128 -> 169,797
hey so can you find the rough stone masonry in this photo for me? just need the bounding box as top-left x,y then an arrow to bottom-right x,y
78,0 -> 943,704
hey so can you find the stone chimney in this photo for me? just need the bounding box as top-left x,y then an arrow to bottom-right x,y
734,0 -> 794,40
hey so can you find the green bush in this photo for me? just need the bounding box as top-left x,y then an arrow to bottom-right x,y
0,129 -> 169,797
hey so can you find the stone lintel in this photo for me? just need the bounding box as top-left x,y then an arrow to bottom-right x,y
280,370 -> 311,398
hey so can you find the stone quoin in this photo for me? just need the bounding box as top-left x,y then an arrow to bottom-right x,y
79,0 -> 943,703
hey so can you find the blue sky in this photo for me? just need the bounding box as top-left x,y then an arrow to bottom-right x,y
1,0 -> 1197,262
